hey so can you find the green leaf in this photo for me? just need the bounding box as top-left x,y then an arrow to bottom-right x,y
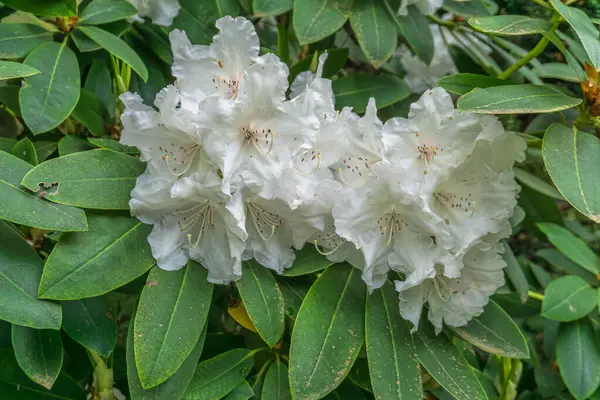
537,248 -> 598,286
556,319 -> 600,399
20,41 -> 80,134
77,26 -> 148,81
224,380 -> 254,400
0,0 -> 76,17
278,278 -> 309,323
79,0 -> 138,24
0,24 -> 53,59
350,0 -> 397,69
451,300 -> 530,358
61,296 -> 117,357
33,140 -> 58,162
88,137 -> 139,154
468,15 -> 552,35
85,58 -> 116,119
183,349 -> 254,399
289,264 -> 366,400
415,323 -> 487,400
394,5 -> 434,65
262,360 -> 291,400
38,213 -> 154,300
135,262 -> 213,388
537,222 -> 600,275
458,85 -> 582,114
236,261 -> 284,348
0,138 -> 17,152
58,135 -> 95,155
283,246 -> 332,276
21,149 -> 145,210
533,63 -> 581,82
333,73 -> 410,113
135,22 -> 174,65
443,0 -> 495,17
11,137 -> 38,165
0,85 -> 22,116
128,314 -> 207,400
0,221 -> 62,329
172,0 -> 230,45
366,281 -> 422,400
71,88 -> 109,137
541,276 -> 597,322
514,168 -> 563,200
253,0 -> 292,16
11,325 -> 63,389
0,151 -> 87,231
543,124 -> 600,224
502,242 -> 529,302
293,0 -> 352,45
436,73 -> 513,95
550,0 -> 600,70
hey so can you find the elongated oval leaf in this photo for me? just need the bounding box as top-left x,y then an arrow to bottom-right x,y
85,58 -> 116,119
543,124 -> 600,223
537,248 -> 598,286
71,88 -> 110,137
1,0 -> 76,16
128,314 -> 207,400
451,300 -> 530,358
236,261 -> 284,348
556,319 -> 600,399
458,85 -> 582,114
541,276 -> 597,321
253,0 -> 292,16
394,5 -> 434,65
21,149 -> 145,210
289,263 -> 366,400
366,281 -> 422,400
183,349 -> 254,399
225,380 -> 254,400
12,137 -> 38,166
77,26 -> 148,81
468,15 -> 552,35
79,0 -> 137,24
537,222 -> 600,274
61,296 -> 117,357
88,137 -> 139,154
11,325 -> 63,389
58,134 -> 95,156
262,359 -> 292,400
443,0 -> 495,17
502,242 -> 529,302
333,73 -> 410,113
20,41 -> 80,134
514,168 -> 563,200
350,0 -> 397,69
0,221 -> 62,329
39,213 -> 155,300
415,323 -> 487,400
0,61 -> 39,80
135,263 -> 213,388
283,246 -> 332,277
293,0 -> 352,45
534,63 -> 581,82
436,73 -> 513,95
0,24 -> 53,59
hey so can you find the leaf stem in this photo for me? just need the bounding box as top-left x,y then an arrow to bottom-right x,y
527,290 -> 545,301
89,351 -> 114,400
427,14 -> 456,28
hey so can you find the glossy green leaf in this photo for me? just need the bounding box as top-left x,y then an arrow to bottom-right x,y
237,261 -> 284,348
20,41 -> 80,134
537,222 -> 600,275
550,0 -> 600,69
85,58 -> 116,119
468,15 -> 552,35
262,360 -> 291,400
0,24 -> 53,59
278,278 -> 310,323
0,221 -> 62,329
333,73 -> 410,113
21,148 -> 144,210
541,276 -> 597,321
415,323 -> 487,400
394,5 -> 434,65
71,88 -> 109,137
451,300 -> 530,358
442,0 -> 495,17
0,138 -> 17,152
58,134 -> 95,156
350,0 -> 397,69
556,319 -> 600,399
534,63 -> 581,82
283,246 -> 332,276
135,262 -> 213,388
135,22 -> 173,65
293,0 -> 352,45
536,248 -> 598,286
11,137 -> 38,165
289,264 -> 366,400
225,380 -> 254,400
436,73 -> 513,95
39,213 -> 154,300
78,26 -> 148,81
1,0 -> 76,17
79,0 -> 138,24
514,168 -> 563,200
253,0 -> 292,16
128,312 -> 207,400
458,85 -> 582,114
183,348 -> 254,399
33,140 -> 58,162
543,124 -> 600,224
366,281 -> 422,399
0,151 -> 87,231
11,325 -> 63,389
62,296 -> 117,357
88,137 -> 139,154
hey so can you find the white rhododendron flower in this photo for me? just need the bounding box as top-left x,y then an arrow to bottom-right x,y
127,0 -> 180,26
122,15 -> 525,332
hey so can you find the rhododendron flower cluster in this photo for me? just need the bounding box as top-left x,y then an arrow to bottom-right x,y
120,16 -> 525,332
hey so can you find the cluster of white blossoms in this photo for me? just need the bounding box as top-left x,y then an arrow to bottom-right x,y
121,16 -> 526,332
